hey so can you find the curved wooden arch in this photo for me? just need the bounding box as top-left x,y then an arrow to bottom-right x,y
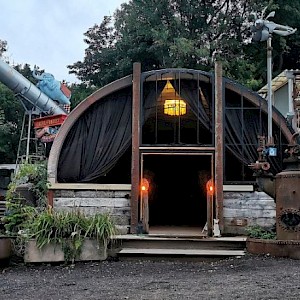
48,69 -> 293,183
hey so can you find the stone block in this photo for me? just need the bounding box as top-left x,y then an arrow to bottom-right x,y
60,190 -> 75,197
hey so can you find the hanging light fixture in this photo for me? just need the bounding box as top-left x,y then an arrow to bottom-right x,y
164,99 -> 186,116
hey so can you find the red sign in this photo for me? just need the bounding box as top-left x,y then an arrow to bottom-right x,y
33,114 -> 67,129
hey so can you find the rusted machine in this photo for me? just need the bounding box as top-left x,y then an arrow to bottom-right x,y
250,133 -> 300,240
276,134 -> 300,240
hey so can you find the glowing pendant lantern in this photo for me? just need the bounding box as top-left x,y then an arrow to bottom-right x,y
164,99 -> 187,116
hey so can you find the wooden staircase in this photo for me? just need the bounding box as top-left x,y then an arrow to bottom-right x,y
113,235 -> 246,260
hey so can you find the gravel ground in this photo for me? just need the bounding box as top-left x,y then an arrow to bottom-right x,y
1,254 -> 300,300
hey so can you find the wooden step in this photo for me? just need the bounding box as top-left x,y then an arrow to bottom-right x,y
113,234 -> 246,259
119,248 -> 245,257
114,235 -> 246,251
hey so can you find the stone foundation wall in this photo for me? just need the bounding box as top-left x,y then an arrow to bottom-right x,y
50,184 -> 131,235
223,191 -> 276,235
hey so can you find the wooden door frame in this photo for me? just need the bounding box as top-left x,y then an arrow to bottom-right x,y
140,151 -> 214,232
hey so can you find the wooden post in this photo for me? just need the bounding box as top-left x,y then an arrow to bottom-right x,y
142,191 -> 149,233
214,60 -> 224,232
47,190 -> 54,208
131,62 -> 141,234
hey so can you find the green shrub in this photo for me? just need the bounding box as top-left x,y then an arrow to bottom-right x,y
246,225 -> 276,240
26,208 -> 116,263
2,201 -> 37,235
6,162 -> 49,207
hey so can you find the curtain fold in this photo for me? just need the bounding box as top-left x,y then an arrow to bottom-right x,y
225,108 -> 260,165
58,89 -> 132,182
171,79 -> 211,131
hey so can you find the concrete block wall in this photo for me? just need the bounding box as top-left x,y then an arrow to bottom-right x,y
223,191 -> 276,235
50,184 -> 131,235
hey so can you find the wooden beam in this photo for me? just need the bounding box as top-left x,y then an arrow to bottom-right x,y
214,61 -> 224,232
131,62 -> 141,233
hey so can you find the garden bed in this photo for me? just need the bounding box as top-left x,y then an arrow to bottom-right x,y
24,239 -> 107,263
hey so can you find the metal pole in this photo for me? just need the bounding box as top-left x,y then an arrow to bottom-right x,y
26,111 -> 32,163
267,36 -> 273,145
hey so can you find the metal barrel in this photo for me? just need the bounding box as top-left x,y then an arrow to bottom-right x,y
0,59 -> 65,115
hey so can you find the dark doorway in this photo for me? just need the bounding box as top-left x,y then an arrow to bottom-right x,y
143,154 -> 211,228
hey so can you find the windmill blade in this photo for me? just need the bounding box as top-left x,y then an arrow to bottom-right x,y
261,5 -> 269,18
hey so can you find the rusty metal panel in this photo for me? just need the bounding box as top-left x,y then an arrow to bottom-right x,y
276,170 -> 300,240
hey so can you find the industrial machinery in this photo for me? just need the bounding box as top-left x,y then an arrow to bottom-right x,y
251,133 -> 300,240
0,59 -> 71,164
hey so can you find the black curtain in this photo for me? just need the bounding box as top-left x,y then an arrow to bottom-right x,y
58,83 -> 165,183
225,108 -> 261,165
143,80 -> 167,121
58,88 -> 132,182
171,79 -> 211,131
171,79 -> 274,170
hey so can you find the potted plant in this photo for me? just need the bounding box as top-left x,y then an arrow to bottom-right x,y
24,208 -> 116,263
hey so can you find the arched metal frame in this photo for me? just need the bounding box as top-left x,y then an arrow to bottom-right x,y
48,68 -> 293,184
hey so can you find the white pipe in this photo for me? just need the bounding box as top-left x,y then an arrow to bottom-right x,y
0,59 -> 65,115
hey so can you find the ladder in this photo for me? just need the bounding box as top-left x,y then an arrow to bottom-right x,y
16,110 -> 46,165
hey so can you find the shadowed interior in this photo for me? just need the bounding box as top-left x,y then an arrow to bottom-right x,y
143,154 -> 211,227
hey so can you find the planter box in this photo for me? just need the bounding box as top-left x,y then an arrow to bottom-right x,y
246,238 -> 300,259
24,239 -> 107,263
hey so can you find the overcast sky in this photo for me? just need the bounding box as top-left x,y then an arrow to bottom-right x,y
0,0 -> 127,83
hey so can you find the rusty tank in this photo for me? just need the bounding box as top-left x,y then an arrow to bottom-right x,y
276,134 -> 300,240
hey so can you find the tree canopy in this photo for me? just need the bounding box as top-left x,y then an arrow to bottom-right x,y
68,0 -> 299,91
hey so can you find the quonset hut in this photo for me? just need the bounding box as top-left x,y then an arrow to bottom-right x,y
48,63 -> 292,236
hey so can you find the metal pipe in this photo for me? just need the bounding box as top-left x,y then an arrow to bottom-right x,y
26,112 -> 32,163
267,37 -> 273,145
0,59 -> 65,115
285,70 -> 295,130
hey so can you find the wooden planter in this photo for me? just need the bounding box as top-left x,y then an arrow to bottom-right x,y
246,238 -> 300,259
24,239 -> 107,263
0,236 -> 12,263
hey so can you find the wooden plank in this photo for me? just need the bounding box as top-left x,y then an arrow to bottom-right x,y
223,200 -> 275,210
119,248 -> 245,256
223,208 -> 275,218
49,183 -> 131,190
223,185 -> 254,192
224,218 -> 275,227
224,192 -> 274,200
54,198 -> 130,208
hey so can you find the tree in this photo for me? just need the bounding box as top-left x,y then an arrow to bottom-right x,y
0,41 -> 38,163
0,82 -> 23,163
68,0 -> 267,88
69,83 -> 97,109
0,40 -> 7,57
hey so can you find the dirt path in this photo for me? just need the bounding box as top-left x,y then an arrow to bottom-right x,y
1,255 -> 300,300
